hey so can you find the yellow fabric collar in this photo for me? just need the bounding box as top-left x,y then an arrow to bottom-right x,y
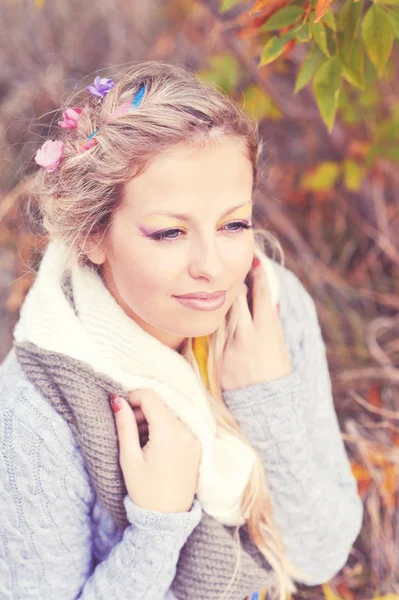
192,335 -> 210,389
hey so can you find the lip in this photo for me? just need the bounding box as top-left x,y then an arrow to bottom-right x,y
173,292 -> 227,311
174,291 -> 226,300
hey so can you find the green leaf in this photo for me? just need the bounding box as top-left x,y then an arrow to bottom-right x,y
339,36 -> 365,89
300,162 -> 341,191
338,88 -> 361,124
363,54 -> 379,87
336,0 -> 362,54
295,44 -> 326,93
386,8 -> 399,39
219,0 -> 240,12
343,159 -> 365,191
313,56 -> 342,131
261,6 -> 304,31
312,19 -> 331,57
259,31 -> 295,65
376,0 -> 399,5
242,85 -> 283,121
322,8 -> 337,31
361,5 -> 394,76
295,22 -> 312,42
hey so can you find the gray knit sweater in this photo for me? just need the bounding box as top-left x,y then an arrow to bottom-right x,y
0,262 -> 364,599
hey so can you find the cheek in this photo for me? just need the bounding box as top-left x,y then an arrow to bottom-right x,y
227,236 -> 255,276
110,246 -> 178,307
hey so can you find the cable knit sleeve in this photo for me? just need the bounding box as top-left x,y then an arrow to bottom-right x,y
0,359 -> 202,600
222,265 -> 364,585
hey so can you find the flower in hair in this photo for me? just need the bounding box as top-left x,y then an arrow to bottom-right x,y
34,140 -> 64,172
86,76 -> 115,99
58,107 -> 83,129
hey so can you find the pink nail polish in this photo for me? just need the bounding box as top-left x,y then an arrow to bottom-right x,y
252,257 -> 260,269
109,393 -> 122,413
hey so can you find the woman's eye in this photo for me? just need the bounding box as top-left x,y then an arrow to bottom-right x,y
149,221 -> 253,242
149,228 -> 183,241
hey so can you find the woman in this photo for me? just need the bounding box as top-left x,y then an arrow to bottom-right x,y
0,61 -> 363,600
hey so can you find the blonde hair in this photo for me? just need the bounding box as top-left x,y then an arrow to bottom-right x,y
30,61 -> 309,599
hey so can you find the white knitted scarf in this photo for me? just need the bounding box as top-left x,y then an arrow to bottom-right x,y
14,239 -> 279,526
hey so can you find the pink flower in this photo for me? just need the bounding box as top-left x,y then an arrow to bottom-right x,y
58,107 -> 83,129
34,140 -> 64,172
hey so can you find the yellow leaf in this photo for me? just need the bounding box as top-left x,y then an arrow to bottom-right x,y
250,0 -> 275,15
314,0 -> 333,23
300,161 -> 340,191
343,159 -> 365,191
242,84 -> 282,121
219,0 -> 240,13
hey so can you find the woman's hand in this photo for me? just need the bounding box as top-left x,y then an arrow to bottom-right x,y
110,389 -> 202,513
220,257 -> 293,392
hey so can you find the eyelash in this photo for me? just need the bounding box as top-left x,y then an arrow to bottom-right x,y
149,221 -> 254,242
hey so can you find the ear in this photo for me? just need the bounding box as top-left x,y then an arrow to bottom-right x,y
79,236 -> 107,265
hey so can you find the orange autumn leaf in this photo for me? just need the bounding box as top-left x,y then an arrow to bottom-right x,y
283,38 -> 296,57
351,462 -> 372,498
366,448 -> 391,468
314,0 -> 333,23
367,384 -> 382,409
351,462 -> 371,482
249,0 -> 280,15
380,464 -> 399,511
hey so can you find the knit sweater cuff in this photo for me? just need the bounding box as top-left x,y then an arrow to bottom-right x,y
222,370 -> 302,410
124,495 -> 203,535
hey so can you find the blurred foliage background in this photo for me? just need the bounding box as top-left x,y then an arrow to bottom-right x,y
0,0 -> 398,599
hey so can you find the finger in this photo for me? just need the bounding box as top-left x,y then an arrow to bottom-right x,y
128,389 -> 170,430
251,259 -> 272,327
110,394 -> 142,464
231,282 -> 253,339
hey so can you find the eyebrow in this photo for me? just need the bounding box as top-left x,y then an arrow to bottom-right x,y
142,201 -> 252,221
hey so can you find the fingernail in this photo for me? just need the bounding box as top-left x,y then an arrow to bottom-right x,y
252,257 -> 260,269
109,393 -> 122,413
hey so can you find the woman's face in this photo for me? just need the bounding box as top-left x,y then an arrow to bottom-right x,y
88,136 -> 255,352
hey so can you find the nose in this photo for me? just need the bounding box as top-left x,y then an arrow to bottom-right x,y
188,235 -> 225,281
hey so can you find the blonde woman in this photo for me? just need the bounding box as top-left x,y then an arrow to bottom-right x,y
0,61 -> 363,600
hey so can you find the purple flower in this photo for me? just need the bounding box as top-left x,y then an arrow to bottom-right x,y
86,76 -> 115,99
